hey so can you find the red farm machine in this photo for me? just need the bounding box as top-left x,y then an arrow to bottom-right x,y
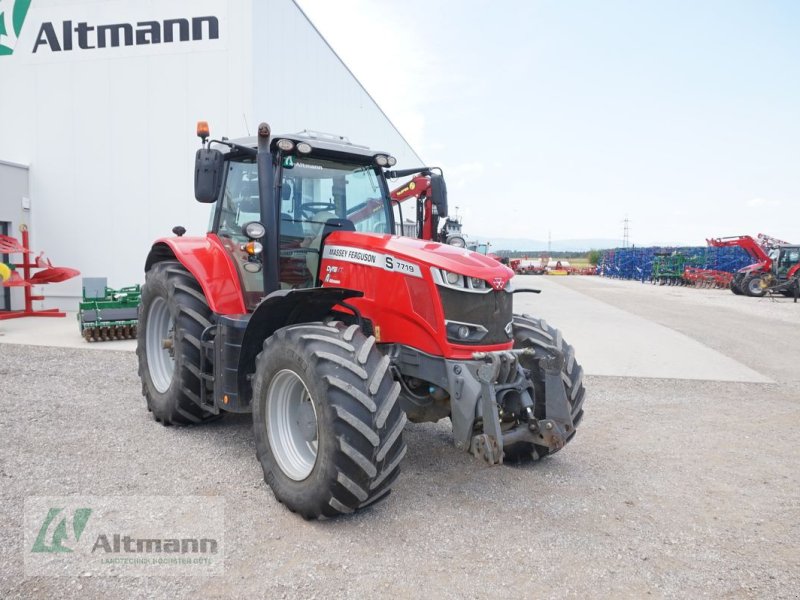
136,121 -> 586,519
389,173 -> 470,248
707,234 -> 799,298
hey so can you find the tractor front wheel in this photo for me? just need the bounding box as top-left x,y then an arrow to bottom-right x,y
743,274 -> 767,297
252,322 -> 407,519
136,261 -> 217,425
506,314 -> 586,462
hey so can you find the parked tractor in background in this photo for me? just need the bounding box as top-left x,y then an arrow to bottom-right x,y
707,234 -> 792,297
757,245 -> 800,299
389,176 -> 476,251
388,171 -> 447,242
135,121 -> 586,519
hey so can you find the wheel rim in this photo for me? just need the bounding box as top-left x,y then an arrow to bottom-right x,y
267,369 -> 319,481
146,296 -> 175,393
748,278 -> 764,295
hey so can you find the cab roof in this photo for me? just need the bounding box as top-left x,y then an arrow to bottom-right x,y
227,130 -> 388,160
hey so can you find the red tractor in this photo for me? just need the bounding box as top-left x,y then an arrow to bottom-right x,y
707,235 -> 774,296
389,174 -> 468,248
758,245 -> 800,299
707,235 -> 797,297
137,121 -> 585,519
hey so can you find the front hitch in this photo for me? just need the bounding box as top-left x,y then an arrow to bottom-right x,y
447,346 -> 574,465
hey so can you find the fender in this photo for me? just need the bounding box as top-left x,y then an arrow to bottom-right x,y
225,287 -> 363,411
144,234 -> 246,315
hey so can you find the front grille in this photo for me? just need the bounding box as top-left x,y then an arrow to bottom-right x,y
437,286 -> 512,345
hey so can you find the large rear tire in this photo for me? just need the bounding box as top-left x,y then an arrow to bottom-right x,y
136,261 -> 217,425
252,322 -> 407,519
731,273 -> 744,295
505,314 -> 586,462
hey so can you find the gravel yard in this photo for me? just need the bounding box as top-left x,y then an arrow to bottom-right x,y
1,277 -> 798,599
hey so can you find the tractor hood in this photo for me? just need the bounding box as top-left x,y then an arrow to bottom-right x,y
326,231 -> 514,288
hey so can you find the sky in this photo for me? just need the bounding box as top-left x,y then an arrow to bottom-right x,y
296,0 -> 799,247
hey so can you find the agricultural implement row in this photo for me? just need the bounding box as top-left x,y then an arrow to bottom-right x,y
77,278 -> 141,341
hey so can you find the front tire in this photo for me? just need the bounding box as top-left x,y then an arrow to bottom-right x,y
252,322 -> 407,519
136,261 -> 216,425
506,314 -> 586,462
743,274 -> 767,297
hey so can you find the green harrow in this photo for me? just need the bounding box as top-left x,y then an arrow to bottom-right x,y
78,280 -> 141,342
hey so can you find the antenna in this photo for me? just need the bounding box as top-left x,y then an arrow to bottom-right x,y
242,113 -> 251,136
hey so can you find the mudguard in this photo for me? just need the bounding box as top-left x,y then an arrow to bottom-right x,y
144,234 -> 246,315
227,287 -> 364,410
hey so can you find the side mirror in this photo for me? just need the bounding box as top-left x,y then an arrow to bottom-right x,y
430,173 -> 448,218
194,148 -> 224,203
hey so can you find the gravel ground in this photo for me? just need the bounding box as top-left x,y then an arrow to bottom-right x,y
1,278 -> 798,599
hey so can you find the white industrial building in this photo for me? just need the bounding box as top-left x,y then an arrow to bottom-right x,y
0,0 -> 421,311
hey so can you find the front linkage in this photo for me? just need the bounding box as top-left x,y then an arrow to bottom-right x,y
446,346 -> 575,465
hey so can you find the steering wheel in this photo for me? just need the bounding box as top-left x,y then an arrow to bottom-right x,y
300,202 -> 336,219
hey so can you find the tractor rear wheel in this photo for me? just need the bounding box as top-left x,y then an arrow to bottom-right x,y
137,261 -> 216,425
252,322 -> 406,519
506,314 -> 586,462
743,274 -> 767,297
731,273 -> 744,295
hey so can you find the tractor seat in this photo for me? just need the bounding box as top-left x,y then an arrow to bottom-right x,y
306,214 -> 355,279
279,213 -> 304,240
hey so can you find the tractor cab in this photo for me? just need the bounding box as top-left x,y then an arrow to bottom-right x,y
774,246 -> 800,280
195,125 -> 399,309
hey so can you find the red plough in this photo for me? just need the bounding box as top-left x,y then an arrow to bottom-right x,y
0,225 -> 80,320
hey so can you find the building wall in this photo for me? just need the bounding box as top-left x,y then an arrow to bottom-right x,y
0,0 -> 420,309
0,161 -> 29,310
253,2 -> 423,170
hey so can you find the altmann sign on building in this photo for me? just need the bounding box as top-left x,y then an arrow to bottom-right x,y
32,16 -> 219,53
1,0 -> 226,60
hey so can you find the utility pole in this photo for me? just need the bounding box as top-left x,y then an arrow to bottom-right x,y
622,216 -> 631,249
548,229 -> 552,254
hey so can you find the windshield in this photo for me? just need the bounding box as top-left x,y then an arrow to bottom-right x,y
214,156 -> 392,241
211,154 -> 393,306
280,156 -> 392,236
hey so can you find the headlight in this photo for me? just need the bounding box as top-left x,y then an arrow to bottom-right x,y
242,221 -> 266,239
444,271 -> 464,286
276,138 -> 294,152
374,154 -> 389,167
445,320 -> 488,343
387,156 -> 397,166
447,236 -> 466,248
432,268 -> 493,293
296,142 -> 312,154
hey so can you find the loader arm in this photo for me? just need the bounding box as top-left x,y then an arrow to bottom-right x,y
706,235 -> 772,271
390,175 -> 437,240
